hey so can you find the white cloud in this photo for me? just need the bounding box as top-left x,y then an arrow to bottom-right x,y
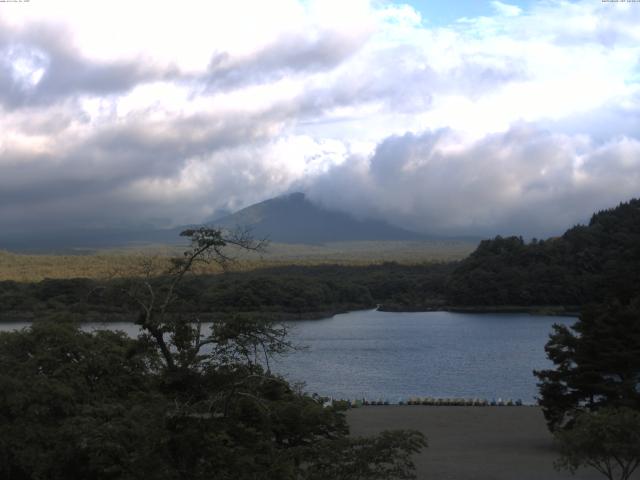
0,0 -> 639,238
491,1 -> 522,17
305,127 -> 640,237
2,44 -> 49,90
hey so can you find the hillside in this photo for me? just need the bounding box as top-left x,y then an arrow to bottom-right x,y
447,198 -> 640,306
2,198 -> 638,319
0,193 -> 429,251
212,192 -> 425,244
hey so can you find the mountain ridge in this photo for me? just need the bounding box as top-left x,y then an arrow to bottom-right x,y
0,192 -> 428,251
211,192 -> 426,244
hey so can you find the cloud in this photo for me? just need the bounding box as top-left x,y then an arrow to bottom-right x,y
304,126 -> 640,237
203,27 -> 372,92
0,22 -> 173,109
0,0 -> 639,241
0,96 -> 300,233
491,1 -> 522,17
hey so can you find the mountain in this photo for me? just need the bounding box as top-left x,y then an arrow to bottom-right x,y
0,193 -> 424,251
211,192 -> 425,244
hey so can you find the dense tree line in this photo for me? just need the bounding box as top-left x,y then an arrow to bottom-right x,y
447,199 -> 640,306
1,199 -> 638,321
0,263 -> 454,321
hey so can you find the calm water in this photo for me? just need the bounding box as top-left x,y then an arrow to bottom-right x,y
274,310 -> 573,403
0,310 -> 573,403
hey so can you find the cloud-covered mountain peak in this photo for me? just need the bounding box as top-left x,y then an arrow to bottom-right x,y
212,192 -> 424,244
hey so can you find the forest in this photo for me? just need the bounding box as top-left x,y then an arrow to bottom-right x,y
447,198 -> 640,307
0,263 -> 453,322
2,199 -> 638,321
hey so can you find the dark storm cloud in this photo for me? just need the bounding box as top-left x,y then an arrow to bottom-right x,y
0,104 -> 290,232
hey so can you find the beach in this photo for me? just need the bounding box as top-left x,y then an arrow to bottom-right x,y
347,406 -> 635,480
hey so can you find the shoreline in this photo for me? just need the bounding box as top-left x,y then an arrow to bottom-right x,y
377,304 -> 580,317
347,406 -> 617,480
0,304 -> 580,323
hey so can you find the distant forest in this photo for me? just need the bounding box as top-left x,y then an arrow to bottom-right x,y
447,198 -> 640,307
1,199 -> 638,321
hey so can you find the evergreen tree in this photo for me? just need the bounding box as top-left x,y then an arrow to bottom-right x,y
535,297 -> 640,431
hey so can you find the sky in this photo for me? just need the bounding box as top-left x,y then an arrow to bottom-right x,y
0,0 -> 639,238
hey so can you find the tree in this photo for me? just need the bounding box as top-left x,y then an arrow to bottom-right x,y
0,226 -> 426,480
534,297 -> 640,432
119,226 -> 269,373
554,407 -> 640,480
299,431 -> 427,480
0,321 -> 165,480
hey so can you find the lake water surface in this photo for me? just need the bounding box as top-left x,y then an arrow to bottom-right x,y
0,310 -> 573,403
275,310 -> 573,403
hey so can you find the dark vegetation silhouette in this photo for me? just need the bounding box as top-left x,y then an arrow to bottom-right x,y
447,199 -> 640,306
535,298 -> 640,432
0,228 -> 426,479
0,263 -> 453,322
554,407 -> 640,480
527,200 -> 640,479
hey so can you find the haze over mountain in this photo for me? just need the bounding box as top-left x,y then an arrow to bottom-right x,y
211,192 -> 425,244
0,193 -> 428,251
0,226 -> 182,253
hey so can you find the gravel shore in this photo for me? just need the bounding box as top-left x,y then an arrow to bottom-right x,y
347,406 -> 636,480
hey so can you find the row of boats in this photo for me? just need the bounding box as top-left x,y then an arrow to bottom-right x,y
321,397 -> 526,407
403,397 -> 524,406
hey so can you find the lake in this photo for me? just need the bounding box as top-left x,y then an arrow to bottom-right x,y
0,310 -> 573,404
275,310 -> 573,404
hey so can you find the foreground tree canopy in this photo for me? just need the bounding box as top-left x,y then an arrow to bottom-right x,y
535,297 -> 640,432
536,297 -> 640,480
554,407 -> 640,480
0,228 -> 425,480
